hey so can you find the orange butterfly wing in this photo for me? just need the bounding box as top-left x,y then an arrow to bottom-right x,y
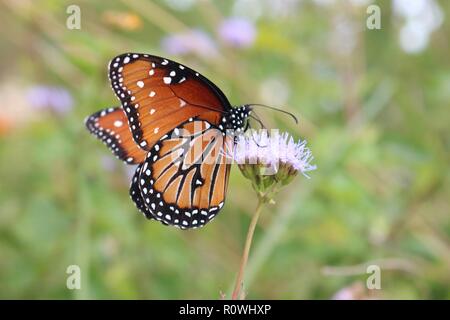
108,53 -> 231,151
85,107 -> 147,164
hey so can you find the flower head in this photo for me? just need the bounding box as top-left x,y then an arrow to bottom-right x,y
218,17 -> 256,48
232,130 -> 316,198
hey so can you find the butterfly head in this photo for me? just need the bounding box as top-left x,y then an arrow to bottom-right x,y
221,105 -> 252,133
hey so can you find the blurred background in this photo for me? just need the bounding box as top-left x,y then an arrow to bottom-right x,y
0,0 -> 449,299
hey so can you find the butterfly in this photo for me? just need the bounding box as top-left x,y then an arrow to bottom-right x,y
85,53 -> 252,229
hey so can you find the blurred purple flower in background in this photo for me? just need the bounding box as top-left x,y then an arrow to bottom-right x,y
26,86 -> 73,115
161,29 -> 218,59
218,17 -> 256,48
332,282 -> 366,300
101,155 -> 117,172
125,164 -> 138,182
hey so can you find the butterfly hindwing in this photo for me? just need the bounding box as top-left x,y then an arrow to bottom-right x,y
137,119 -> 232,229
130,163 -> 153,219
85,107 -> 147,164
108,53 -> 231,151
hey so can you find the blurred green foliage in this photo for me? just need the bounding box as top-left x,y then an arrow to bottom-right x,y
0,0 -> 449,299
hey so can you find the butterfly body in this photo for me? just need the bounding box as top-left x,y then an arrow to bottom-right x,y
220,105 -> 252,133
86,53 -> 251,229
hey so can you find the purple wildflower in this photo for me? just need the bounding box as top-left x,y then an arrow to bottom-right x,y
234,130 -> 316,178
230,129 -> 316,195
161,29 -> 218,58
26,86 -> 73,115
218,17 -> 256,48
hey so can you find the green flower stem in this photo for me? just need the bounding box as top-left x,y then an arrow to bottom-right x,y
231,198 -> 265,300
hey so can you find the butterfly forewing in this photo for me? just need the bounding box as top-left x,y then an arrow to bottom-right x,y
85,107 -> 147,164
138,119 -> 233,229
108,53 -> 231,151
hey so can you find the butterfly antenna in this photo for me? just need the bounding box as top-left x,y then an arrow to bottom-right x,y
250,131 -> 267,148
247,103 -> 298,124
249,114 -> 266,130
